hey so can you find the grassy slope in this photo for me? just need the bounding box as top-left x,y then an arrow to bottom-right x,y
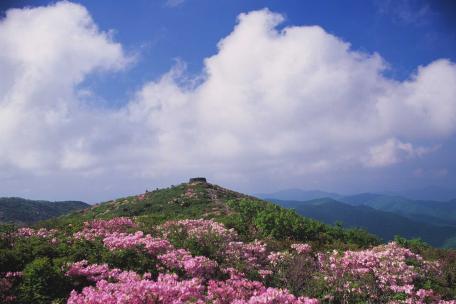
39,181 -> 380,250
42,182 -> 242,225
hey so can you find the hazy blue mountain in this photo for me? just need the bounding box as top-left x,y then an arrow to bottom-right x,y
397,186 -> 456,202
340,194 -> 456,226
255,188 -> 341,201
260,188 -> 456,227
0,197 -> 89,225
270,198 -> 456,248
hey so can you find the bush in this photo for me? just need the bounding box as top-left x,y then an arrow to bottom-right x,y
18,257 -> 70,304
227,199 -> 380,248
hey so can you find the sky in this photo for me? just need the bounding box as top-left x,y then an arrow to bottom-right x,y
0,0 -> 455,202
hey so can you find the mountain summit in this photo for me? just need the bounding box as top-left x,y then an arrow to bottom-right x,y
42,179 -> 380,249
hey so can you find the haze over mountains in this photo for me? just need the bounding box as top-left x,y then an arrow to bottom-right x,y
256,187 -> 456,203
257,188 -> 456,247
396,186 -> 456,202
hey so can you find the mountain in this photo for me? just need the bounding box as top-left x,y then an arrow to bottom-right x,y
259,188 -> 456,227
259,186 -> 456,203
255,188 -> 341,201
0,197 -> 89,225
270,198 -> 456,248
35,178 -> 454,248
340,193 -> 456,226
398,186 -> 456,201
43,178 -> 380,248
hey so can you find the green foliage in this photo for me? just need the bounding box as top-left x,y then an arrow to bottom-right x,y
226,199 -> 381,249
102,249 -> 159,277
18,257 -> 71,304
63,239 -> 109,265
394,236 -> 431,252
166,228 -> 226,262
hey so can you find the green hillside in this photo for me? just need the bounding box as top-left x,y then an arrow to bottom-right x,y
40,179 -> 380,249
0,197 -> 89,225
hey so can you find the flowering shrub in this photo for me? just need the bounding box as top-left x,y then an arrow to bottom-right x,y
15,227 -> 57,239
235,287 -> 320,304
103,231 -> 173,256
317,242 -> 441,303
67,273 -> 206,304
159,219 -> 239,259
291,243 -> 312,255
225,240 -> 269,273
2,211 -> 456,303
73,217 -> 137,240
160,219 -> 237,243
66,260 -> 132,282
67,264 -> 320,304
268,251 -> 293,267
158,249 -> 218,278
207,271 -> 266,303
0,272 -> 21,303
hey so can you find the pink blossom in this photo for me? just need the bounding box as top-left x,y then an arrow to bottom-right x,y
15,227 -> 57,238
103,231 -> 173,256
73,217 -> 137,241
159,219 -> 237,242
158,249 -> 218,278
291,243 -> 312,255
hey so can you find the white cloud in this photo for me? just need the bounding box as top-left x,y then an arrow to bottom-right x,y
363,138 -> 437,168
0,4 -> 456,199
0,1 -> 129,172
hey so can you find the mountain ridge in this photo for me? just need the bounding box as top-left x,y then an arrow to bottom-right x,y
257,189 -> 456,226
268,197 -> 456,247
40,179 -> 380,249
0,197 -> 89,225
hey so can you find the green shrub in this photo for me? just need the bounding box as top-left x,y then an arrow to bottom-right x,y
19,257 -> 70,304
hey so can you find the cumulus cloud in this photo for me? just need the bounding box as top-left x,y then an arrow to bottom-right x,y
0,4 -> 456,199
0,1 -> 129,173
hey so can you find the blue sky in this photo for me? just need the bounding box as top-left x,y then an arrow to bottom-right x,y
0,0 -> 455,201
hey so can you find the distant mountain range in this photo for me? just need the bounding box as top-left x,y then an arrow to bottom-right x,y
396,186 -> 456,202
340,193 -> 456,226
256,187 -> 456,203
257,188 -> 456,248
0,197 -> 89,225
256,189 -> 342,201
